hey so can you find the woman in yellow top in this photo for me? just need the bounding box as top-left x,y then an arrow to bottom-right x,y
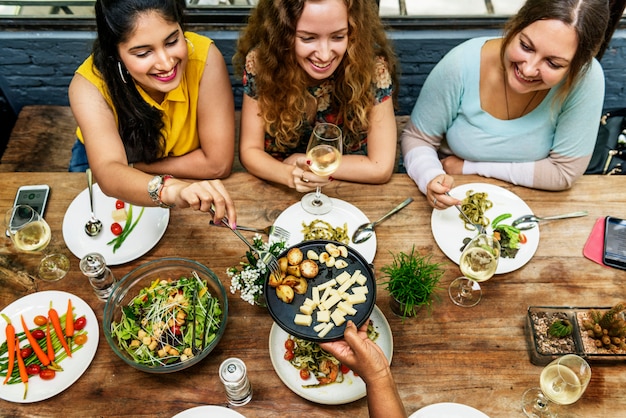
69,0 -> 236,223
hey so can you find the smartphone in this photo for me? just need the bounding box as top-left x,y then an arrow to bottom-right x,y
12,184 -> 50,216
603,216 -> 626,270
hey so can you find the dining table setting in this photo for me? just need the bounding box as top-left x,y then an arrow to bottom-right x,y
1,170 -> 625,417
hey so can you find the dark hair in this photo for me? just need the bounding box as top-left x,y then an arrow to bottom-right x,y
92,0 -> 186,163
501,0 -> 609,102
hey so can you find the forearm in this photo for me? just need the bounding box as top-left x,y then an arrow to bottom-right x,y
331,154 -> 394,184
364,369 -> 407,418
241,148 -> 296,188
135,147 -> 234,180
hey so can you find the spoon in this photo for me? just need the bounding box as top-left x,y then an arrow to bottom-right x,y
511,211 -> 588,230
84,168 -> 103,237
352,197 -> 413,244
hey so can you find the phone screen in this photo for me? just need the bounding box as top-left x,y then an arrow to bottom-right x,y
603,216 -> 626,270
14,185 -> 50,216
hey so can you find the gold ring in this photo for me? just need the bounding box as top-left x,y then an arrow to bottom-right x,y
302,172 -> 309,183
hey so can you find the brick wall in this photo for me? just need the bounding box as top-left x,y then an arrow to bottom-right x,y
1,29 -> 625,115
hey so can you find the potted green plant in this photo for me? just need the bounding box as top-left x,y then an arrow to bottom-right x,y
380,246 -> 444,318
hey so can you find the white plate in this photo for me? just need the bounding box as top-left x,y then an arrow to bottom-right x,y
273,198 -> 376,263
268,305 -> 393,405
62,183 -> 170,265
0,290 -> 99,403
431,183 -> 540,274
410,402 -> 490,418
171,405 -> 246,418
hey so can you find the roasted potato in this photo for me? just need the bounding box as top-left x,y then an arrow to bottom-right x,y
278,256 -> 289,273
268,271 -> 284,288
286,265 -> 301,277
287,247 -> 304,265
299,259 -> 319,279
293,277 -> 308,295
276,284 -> 295,303
282,275 -> 300,287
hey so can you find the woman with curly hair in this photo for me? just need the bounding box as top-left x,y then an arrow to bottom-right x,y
68,0 -> 236,224
234,0 -> 398,190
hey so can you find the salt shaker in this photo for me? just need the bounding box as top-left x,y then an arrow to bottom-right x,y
79,252 -> 116,301
219,358 -> 252,406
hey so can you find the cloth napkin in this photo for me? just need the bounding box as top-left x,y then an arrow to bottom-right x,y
583,217 -> 608,267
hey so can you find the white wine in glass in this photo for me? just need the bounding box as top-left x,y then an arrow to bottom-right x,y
448,233 -> 499,307
522,354 -> 591,417
5,204 -> 51,252
301,123 -> 343,215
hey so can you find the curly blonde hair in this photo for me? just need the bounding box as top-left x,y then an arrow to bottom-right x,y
234,0 -> 398,151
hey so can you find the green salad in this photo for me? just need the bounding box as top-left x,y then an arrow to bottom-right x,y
111,274 -> 222,366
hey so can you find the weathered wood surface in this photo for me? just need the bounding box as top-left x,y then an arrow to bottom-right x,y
1,172 -> 624,417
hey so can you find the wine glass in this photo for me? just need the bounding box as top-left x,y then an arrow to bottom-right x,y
301,123 -> 343,215
521,354 -> 591,417
5,204 -> 70,281
448,233 -> 500,307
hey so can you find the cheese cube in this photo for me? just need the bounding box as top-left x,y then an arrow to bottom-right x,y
331,309 -> 347,326
313,323 -> 326,332
303,297 -> 317,308
294,314 -> 313,326
111,208 -> 127,222
354,271 -> 367,286
337,277 -> 356,295
347,292 -> 367,305
321,293 -> 342,310
351,285 -> 369,294
320,287 -> 332,303
317,310 -> 331,323
318,323 -> 334,338
337,301 -> 357,316
312,287 -> 320,305
335,271 -> 351,285
299,304 -> 314,315
318,278 -> 337,291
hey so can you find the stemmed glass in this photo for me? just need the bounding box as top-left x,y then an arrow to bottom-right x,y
5,204 -> 70,281
301,123 -> 343,215
448,233 -> 500,307
521,354 -> 591,417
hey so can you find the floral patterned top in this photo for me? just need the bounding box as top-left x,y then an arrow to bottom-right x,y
243,50 -> 394,161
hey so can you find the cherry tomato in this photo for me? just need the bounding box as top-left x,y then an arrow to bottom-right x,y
171,325 -> 182,335
26,364 -> 41,375
74,334 -> 88,345
284,339 -> 295,351
31,329 -> 45,340
20,347 -> 33,359
111,222 -> 123,236
39,369 -> 56,380
33,315 -> 48,326
519,233 -> 528,244
299,368 -> 310,380
74,316 -> 87,330
115,200 -> 125,209
284,350 -> 294,361
340,364 -> 350,375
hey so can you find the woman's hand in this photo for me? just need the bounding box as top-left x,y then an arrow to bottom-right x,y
426,174 -> 460,209
289,155 -> 332,192
162,178 -> 237,227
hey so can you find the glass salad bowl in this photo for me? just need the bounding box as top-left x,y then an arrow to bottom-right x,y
103,257 -> 228,373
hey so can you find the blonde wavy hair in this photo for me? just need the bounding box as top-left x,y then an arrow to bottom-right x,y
234,0 -> 398,151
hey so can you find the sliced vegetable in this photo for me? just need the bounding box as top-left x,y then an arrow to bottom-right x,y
1,313 -> 15,385
15,338 -> 28,399
48,302 -> 72,357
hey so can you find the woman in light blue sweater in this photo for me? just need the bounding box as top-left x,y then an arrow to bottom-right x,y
401,0 -> 610,208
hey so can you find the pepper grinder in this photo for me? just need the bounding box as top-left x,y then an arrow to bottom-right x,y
79,252 -> 116,301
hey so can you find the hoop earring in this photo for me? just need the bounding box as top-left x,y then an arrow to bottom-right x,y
117,61 -> 127,84
185,37 -> 195,55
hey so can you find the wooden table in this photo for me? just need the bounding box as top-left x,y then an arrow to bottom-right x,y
1,172 -> 624,417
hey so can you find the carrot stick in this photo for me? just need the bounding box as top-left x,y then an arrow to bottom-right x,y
46,321 -> 55,362
65,299 -> 74,347
15,337 -> 28,400
1,313 -> 15,385
48,302 -> 71,357
19,315 -> 63,372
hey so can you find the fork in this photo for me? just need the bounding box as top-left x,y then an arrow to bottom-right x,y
231,224 -> 291,241
444,191 -> 486,234
209,206 -> 281,278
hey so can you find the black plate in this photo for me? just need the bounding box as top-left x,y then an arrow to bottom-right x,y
264,239 -> 376,342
